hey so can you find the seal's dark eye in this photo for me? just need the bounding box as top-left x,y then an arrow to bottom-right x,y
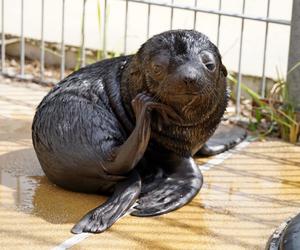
200,52 -> 216,72
152,64 -> 162,74
205,62 -> 216,71
150,53 -> 169,77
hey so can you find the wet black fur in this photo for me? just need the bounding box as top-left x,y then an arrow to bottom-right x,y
32,30 -> 228,233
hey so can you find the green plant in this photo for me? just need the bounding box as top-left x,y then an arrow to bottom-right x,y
75,0 -> 111,69
228,71 -> 300,143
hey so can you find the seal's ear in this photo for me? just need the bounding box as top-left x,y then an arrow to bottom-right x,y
129,57 -> 141,75
221,63 -> 227,77
128,56 -> 145,87
217,52 -> 227,77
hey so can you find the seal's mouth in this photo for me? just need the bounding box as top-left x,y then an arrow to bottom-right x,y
169,92 -> 200,96
160,85 -> 215,100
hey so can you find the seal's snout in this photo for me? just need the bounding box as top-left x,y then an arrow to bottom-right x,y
175,63 -> 205,93
181,66 -> 199,86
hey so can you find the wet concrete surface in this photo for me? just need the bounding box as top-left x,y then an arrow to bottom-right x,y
1,78 -> 300,249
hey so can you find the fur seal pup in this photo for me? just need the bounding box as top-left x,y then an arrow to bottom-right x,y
32,30 -> 228,234
266,213 -> 300,250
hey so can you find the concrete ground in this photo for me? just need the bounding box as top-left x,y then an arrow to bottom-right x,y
1,77 -> 300,250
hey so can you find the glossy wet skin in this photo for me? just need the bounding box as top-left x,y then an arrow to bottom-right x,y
32,30 -> 227,234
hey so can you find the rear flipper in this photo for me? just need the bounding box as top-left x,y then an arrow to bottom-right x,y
131,156 -> 203,217
197,123 -> 247,156
71,170 -> 141,234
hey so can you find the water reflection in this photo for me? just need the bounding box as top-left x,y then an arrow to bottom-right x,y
0,171 -> 38,213
0,170 -> 106,224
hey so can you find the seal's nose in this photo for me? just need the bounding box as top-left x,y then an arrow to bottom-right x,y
181,67 -> 200,86
183,74 -> 197,85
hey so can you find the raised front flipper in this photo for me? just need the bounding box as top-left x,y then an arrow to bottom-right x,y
71,170 -> 141,234
197,123 -> 247,156
131,156 -> 203,217
103,93 -> 181,176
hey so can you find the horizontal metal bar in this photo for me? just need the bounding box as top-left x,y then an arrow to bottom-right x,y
1,71 -> 55,86
124,0 -> 290,26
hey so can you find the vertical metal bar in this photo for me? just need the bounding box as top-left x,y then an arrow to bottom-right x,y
170,0 -> 174,29
287,0 -> 300,113
1,0 -> 5,72
236,0 -> 246,116
260,0 -> 271,98
103,0 -> 107,58
193,0 -> 197,30
146,3 -> 151,39
20,0 -> 25,77
124,0 -> 129,54
217,0 -> 222,47
40,0 -> 45,81
60,0 -> 65,80
80,0 -> 86,67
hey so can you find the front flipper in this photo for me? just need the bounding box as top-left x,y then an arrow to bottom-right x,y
71,170 -> 141,234
131,156 -> 203,217
197,123 -> 247,156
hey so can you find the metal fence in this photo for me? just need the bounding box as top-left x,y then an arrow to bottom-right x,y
0,0 -> 292,115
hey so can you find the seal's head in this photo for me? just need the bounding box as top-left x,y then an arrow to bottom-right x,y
122,30 -> 228,155
130,30 -> 227,123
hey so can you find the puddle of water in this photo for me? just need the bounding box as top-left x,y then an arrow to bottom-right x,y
0,171 -> 107,224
